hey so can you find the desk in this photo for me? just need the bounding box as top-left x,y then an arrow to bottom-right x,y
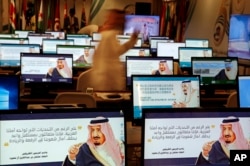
20,90 -> 230,110
20,91 -> 133,110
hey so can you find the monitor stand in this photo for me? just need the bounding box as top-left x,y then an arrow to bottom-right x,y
28,85 -> 57,99
203,87 -> 215,97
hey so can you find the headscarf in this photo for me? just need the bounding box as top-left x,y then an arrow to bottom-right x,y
219,116 -> 249,149
98,9 -> 126,32
87,117 -> 123,165
158,60 -> 173,75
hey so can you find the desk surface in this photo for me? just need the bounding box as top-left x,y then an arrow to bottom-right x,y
20,90 -> 231,110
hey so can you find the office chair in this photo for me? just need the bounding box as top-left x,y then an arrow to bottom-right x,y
76,68 -> 126,92
54,92 -> 96,108
76,69 -> 94,92
225,91 -> 238,108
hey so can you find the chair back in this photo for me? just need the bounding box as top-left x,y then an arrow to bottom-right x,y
225,91 -> 238,108
54,92 -> 96,108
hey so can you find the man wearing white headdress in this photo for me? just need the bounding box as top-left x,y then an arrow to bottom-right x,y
196,116 -> 250,165
214,60 -> 237,80
172,80 -> 199,108
152,60 -> 173,75
62,116 -> 125,166
46,57 -> 72,79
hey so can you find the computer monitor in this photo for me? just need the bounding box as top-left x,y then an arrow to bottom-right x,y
238,76 -> 250,108
185,38 -> 209,47
0,38 -> 29,44
123,15 -> 160,44
126,56 -> 174,88
15,30 -> 34,38
228,14 -> 250,60
179,47 -> 213,72
45,31 -> 65,39
0,34 -> 18,38
116,35 -> 142,47
142,108 -> 250,166
20,53 -> 73,97
0,75 -> 19,110
157,42 -> 186,60
57,45 -> 95,68
28,33 -> 54,46
148,36 -> 169,45
90,40 -> 100,49
132,75 -> 200,126
119,47 -> 151,62
150,37 -> 174,55
66,34 -> 92,46
0,44 -> 40,67
0,108 -> 126,166
191,57 -> 238,95
92,32 -> 102,41
42,39 -> 74,54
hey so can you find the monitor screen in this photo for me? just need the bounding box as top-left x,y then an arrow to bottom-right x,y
45,31 -> 65,39
20,53 -> 73,84
0,38 -> 29,44
0,109 -> 126,166
116,35 -> 142,47
124,15 -> 160,43
185,38 -> 209,47
142,108 -> 250,166
191,57 -> 238,93
157,42 -> 186,60
0,34 -> 19,38
92,32 -> 102,41
57,45 -> 95,67
238,76 -> 250,108
0,75 -> 19,110
15,30 -> 34,38
228,14 -> 250,60
0,44 -> 40,67
28,33 -> 54,46
126,56 -> 174,87
66,34 -> 92,46
90,40 -> 100,49
132,75 -> 200,126
119,47 -> 151,62
42,39 -> 74,54
179,47 -> 213,69
149,36 -> 169,44
150,38 -> 174,55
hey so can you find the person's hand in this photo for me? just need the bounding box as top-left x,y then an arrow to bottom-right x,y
202,141 -> 215,157
178,102 -> 186,108
68,143 -> 81,161
131,30 -> 140,40
172,101 -> 181,108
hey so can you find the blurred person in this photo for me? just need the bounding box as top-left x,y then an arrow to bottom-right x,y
152,60 -> 173,75
46,57 -> 72,78
196,116 -> 250,165
64,8 -> 79,34
62,116 -> 125,166
89,9 -> 139,91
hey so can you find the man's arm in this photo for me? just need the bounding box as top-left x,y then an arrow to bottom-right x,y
62,143 -> 82,166
62,156 -> 76,166
195,141 -> 215,165
117,31 -> 139,55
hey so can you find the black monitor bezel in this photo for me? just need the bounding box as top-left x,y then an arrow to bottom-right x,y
131,75 -> 201,126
